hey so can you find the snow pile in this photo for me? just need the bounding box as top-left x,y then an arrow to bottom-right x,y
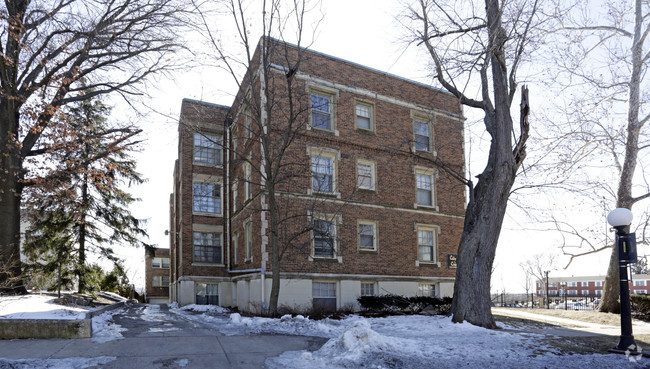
0,295 -> 88,320
91,310 -> 125,343
220,312 -> 347,337
0,356 -> 116,369
265,315 -> 649,369
178,303 -> 230,314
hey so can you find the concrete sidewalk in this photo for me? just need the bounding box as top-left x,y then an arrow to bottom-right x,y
0,304 -> 327,368
493,308 -> 650,337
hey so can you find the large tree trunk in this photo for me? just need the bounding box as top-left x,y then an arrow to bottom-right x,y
450,113 -> 517,329
77,175 -> 88,293
449,0 -> 522,328
268,190 -> 281,316
0,99 -> 25,293
600,0 -> 643,314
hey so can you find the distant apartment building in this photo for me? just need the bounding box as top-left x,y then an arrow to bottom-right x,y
144,248 -> 170,303
536,274 -> 650,297
168,37 -> 466,312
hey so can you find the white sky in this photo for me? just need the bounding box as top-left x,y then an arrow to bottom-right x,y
109,0 -> 620,293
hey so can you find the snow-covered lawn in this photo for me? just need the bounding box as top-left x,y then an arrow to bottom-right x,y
172,304 -> 649,368
0,294 -> 89,320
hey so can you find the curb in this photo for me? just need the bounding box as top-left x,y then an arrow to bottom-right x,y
0,301 -> 125,339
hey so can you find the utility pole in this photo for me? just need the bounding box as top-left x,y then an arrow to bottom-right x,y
545,270 -> 550,309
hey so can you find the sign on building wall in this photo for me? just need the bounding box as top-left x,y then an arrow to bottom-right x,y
447,254 -> 457,269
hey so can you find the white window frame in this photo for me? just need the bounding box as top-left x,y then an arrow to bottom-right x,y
245,107 -> 252,140
355,100 -> 374,132
568,290 -> 578,295
356,159 -> 376,191
245,219 -> 253,262
357,220 -> 378,252
360,282 -> 377,296
193,132 -> 222,166
634,290 -> 646,294
244,162 -> 252,201
152,257 -> 170,269
549,290 -> 558,295
416,224 -> 439,266
414,167 -> 437,210
232,179 -> 238,212
634,280 -> 647,287
193,181 -> 222,215
595,281 -> 603,287
596,290 -> 602,296
152,275 -> 170,287
309,90 -> 336,133
418,283 -> 436,297
192,231 -> 223,264
232,232 -> 239,266
567,281 -> 577,287
308,147 -> 340,197
310,213 -> 341,261
413,116 -> 434,153
581,290 -> 589,295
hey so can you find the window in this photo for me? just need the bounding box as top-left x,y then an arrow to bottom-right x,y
193,133 -> 221,166
245,108 -> 252,140
196,283 -> 218,305
361,282 -> 376,296
414,118 -> 432,152
193,232 -> 222,264
568,290 -> 577,295
356,160 -> 375,190
634,280 -> 646,287
232,127 -> 238,155
567,281 -> 577,287
634,290 -> 646,294
152,257 -> 170,269
549,282 -> 558,287
358,220 -> 377,252
355,102 -> 373,131
152,275 -> 170,287
549,290 -> 558,295
595,281 -> 603,287
313,282 -> 336,311
312,155 -> 334,193
415,169 -> 436,208
418,283 -> 436,297
582,290 -> 589,295
232,232 -> 239,266
596,290 -> 602,296
417,226 -> 437,263
232,180 -> 238,212
193,182 -> 221,214
311,92 -> 333,131
245,220 -> 252,261
244,162 -> 252,201
313,219 -> 336,258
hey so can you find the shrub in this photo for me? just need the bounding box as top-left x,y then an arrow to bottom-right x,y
357,294 -> 452,316
631,294 -> 650,318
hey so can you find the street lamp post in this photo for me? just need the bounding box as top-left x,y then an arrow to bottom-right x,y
561,282 -> 567,310
606,208 -> 640,354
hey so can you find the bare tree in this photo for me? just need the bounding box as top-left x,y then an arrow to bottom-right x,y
405,0 -> 541,328
188,0 -> 337,315
0,0 -> 187,291
522,253 -> 555,306
536,0 -> 650,313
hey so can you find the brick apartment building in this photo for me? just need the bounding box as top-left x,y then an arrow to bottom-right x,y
536,274 -> 650,297
144,247 -> 170,303
168,37 -> 466,312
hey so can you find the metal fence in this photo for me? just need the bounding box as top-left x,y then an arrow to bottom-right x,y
491,293 -> 600,311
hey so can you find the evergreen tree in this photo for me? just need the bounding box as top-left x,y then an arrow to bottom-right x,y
23,92 -> 149,293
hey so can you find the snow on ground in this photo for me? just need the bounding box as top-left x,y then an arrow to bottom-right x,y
0,356 -> 116,369
0,294 -> 89,320
91,309 -> 126,343
171,304 -> 649,368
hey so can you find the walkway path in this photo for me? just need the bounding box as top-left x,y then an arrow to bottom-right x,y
0,303 -> 326,368
493,308 -> 650,337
